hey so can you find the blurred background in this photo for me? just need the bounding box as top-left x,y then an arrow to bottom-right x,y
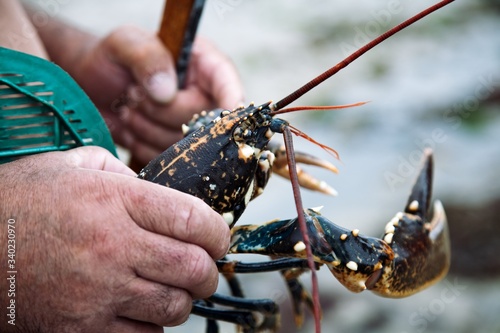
37,0 -> 500,332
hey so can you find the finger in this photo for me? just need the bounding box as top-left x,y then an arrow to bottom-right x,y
191,37 -> 244,109
125,107 -> 184,150
106,317 -> 163,333
134,84 -> 213,130
100,107 -> 127,142
63,146 -> 136,176
103,25 -> 178,103
101,108 -> 131,150
117,278 -> 192,327
121,179 -> 230,260
124,134 -> 165,167
129,230 -> 219,299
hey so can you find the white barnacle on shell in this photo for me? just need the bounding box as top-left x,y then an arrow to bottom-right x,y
346,261 -> 358,271
293,241 -> 306,252
310,206 -> 324,214
385,221 -> 396,234
239,143 -> 255,159
408,200 -> 419,212
390,216 -> 400,226
331,260 -> 341,267
384,233 -> 394,244
222,212 -> 234,226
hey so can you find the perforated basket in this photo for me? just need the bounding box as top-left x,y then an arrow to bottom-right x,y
0,47 -> 116,163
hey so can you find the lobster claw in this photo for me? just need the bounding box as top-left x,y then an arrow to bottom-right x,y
368,148 -> 451,297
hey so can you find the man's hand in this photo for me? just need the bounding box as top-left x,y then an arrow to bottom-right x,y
0,147 -> 230,333
69,26 -> 244,165
26,5 -> 244,166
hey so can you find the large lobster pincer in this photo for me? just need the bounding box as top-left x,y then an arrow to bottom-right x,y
230,149 -> 450,300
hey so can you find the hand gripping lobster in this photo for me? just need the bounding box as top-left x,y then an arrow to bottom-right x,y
137,1 -> 454,332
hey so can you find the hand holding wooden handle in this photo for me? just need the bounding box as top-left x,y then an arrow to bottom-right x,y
129,0 -> 205,172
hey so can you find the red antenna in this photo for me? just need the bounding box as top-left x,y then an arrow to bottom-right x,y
271,0 -> 455,112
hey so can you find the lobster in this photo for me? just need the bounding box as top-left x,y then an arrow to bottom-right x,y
137,1 -> 453,332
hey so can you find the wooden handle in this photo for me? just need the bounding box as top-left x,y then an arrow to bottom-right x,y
159,0 -> 205,88
158,0 -> 195,63
129,0 -> 205,172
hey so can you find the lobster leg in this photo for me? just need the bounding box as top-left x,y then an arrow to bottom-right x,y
208,294 -> 279,317
280,268 -> 316,327
217,257 -> 314,274
210,294 -> 279,332
268,142 -> 339,196
218,256 -> 246,298
210,258 -> 319,331
218,258 -> 318,327
200,259 -> 315,332
192,294 -> 280,332
192,300 -> 256,330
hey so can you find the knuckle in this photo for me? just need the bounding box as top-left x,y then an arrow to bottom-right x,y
159,289 -> 192,327
179,246 -> 218,299
174,198 -> 208,240
106,25 -> 143,44
187,247 -> 215,283
176,198 -> 230,260
104,25 -> 158,67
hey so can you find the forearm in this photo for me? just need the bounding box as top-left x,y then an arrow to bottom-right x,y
0,0 -> 47,58
23,3 -> 98,77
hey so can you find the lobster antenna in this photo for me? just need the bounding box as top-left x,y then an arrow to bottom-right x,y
271,101 -> 368,115
283,126 -> 322,333
271,0 -> 455,111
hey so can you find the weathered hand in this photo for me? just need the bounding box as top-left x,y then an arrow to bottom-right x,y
0,147 -> 230,333
71,26 -> 244,165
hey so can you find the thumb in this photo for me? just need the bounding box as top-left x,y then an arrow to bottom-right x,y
103,25 -> 178,103
65,146 -> 136,176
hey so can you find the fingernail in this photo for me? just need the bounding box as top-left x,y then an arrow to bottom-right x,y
146,72 -> 177,103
